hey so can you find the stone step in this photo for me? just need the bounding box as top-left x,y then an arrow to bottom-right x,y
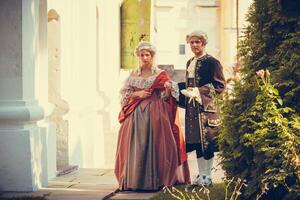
108,191 -> 158,200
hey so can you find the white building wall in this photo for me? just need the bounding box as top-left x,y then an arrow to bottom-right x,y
44,0 -> 253,170
97,0 -> 123,168
221,0 -> 253,78
152,0 -> 253,78
152,0 -> 221,69
0,0 -> 254,192
47,0 -> 122,169
45,0 -> 253,169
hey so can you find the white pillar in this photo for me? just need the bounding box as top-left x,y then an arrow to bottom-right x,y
98,0 -> 122,168
0,0 -> 47,191
37,0 -> 57,180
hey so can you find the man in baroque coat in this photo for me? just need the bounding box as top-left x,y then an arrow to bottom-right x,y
179,30 -> 226,186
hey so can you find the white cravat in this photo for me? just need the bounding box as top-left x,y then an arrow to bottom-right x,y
187,53 -> 207,78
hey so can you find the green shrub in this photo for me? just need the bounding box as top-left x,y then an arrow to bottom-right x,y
219,69 -> 300,199
219,0 -> 300,199
237,0 -> 300,112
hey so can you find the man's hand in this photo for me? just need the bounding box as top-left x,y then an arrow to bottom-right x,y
181,87 -> 202,104
186,87 -> 193,92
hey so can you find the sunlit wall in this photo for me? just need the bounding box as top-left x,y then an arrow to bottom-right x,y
46,0 -> 122,169
41,0 -> 253,170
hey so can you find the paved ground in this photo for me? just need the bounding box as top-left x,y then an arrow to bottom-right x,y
0,169 -> 116,200
0,154 -> 224,200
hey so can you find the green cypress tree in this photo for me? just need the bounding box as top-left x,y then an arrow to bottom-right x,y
238,0 -> 300,111
219,0 -> 300,199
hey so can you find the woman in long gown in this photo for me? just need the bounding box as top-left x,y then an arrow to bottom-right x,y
115,41 -> 190,191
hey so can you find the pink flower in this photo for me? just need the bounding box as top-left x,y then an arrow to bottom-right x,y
256,70 -> 264,78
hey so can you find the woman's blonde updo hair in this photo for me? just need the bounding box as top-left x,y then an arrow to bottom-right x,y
134,41 -> 157,75
135,41 -> 156,56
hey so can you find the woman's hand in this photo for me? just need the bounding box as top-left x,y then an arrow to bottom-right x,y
163,81 -> 172,97
132,89 -> 152,99
164,81 -> 172,90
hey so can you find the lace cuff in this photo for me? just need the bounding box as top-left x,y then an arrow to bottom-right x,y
161,81 -> 179,101
171,81 -> 179,101
120,85 -> 134,107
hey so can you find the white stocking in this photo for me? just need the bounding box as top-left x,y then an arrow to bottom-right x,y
197,157 -> 214,177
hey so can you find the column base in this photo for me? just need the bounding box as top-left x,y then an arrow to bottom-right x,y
0,127 -> 47,191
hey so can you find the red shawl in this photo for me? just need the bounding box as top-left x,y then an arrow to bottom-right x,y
118,71 -> 187,164
118,71 -> 169,123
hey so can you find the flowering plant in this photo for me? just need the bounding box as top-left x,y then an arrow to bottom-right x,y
219,68 -> 300,199
255,69 -> 283,106
241,69 -> 300,199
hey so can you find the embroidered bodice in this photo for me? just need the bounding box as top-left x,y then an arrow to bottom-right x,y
120,70 -> 179,106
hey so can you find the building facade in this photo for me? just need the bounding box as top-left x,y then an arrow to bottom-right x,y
0,0 -> 252,191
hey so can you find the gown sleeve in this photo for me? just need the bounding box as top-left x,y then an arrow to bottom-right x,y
120,79 -> 134,107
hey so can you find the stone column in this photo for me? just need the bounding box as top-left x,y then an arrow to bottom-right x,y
0,0 -> 47,191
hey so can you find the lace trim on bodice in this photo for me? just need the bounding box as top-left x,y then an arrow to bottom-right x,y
120,70 -> 179,106
126,70 -> 163,89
